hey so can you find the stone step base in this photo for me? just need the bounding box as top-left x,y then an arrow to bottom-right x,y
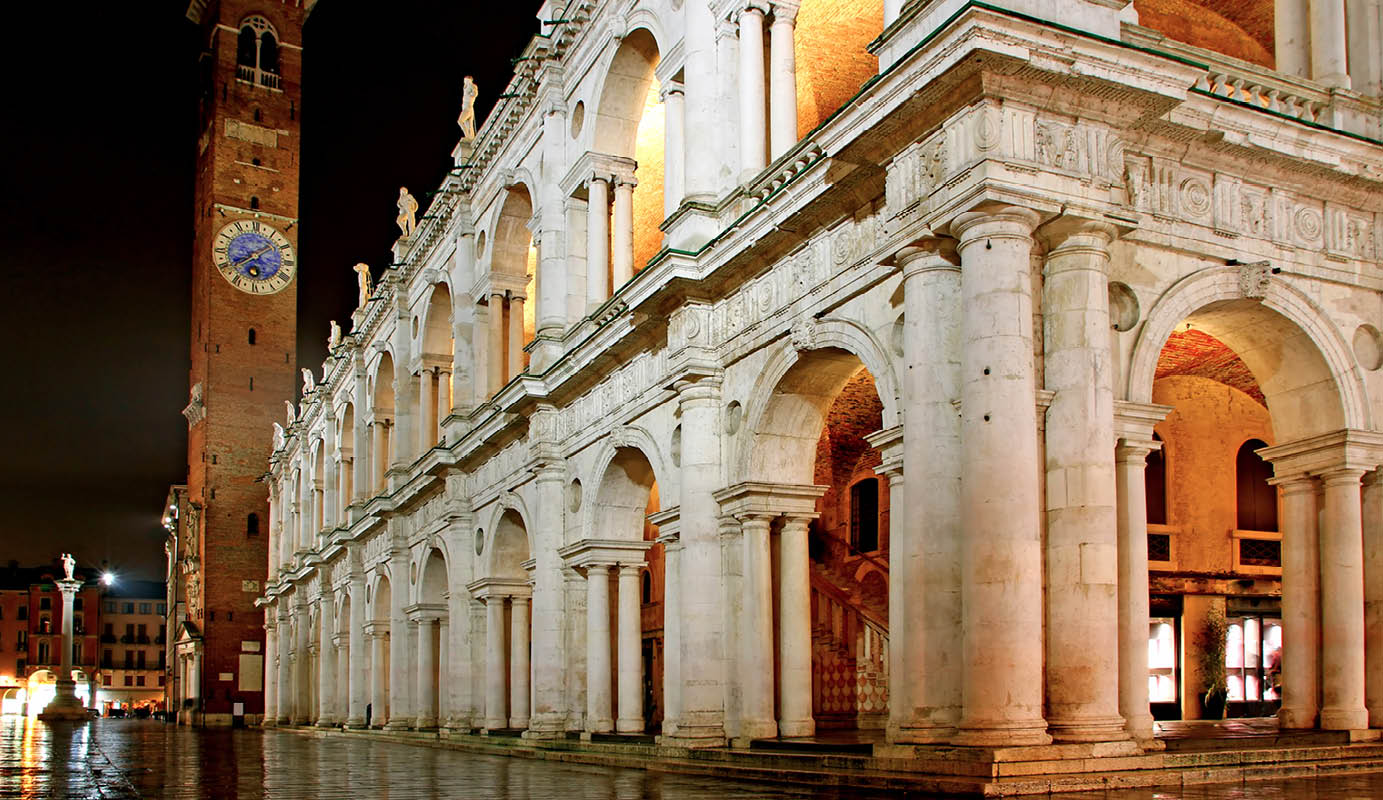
277,725 -> 1383,797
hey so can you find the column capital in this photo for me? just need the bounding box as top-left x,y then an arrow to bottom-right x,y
734,2 -> 770,24
769,0 -> 800,23
1317,466 -> 1369,486
1115,437 -> 1161,465
950,205 -> 1042,247
1038,215 -> 1122,255
895,236 -> 959,277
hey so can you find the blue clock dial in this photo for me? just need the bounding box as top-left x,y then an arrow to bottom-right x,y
226,231 -> 283,280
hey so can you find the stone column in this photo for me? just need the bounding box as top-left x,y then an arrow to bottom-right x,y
352,396 -> 368,504
616,564 -> 643,733
1115,437 -> 1159,742
884,0 -> 903,26
485,595 -> 507,729
740,514 -> 777,740
894,240 -> 962,742
662,83 -> 686,217
507,294 -> 525,380
277,614 -> 292,725
586,177 -> 611,310
682,0 -> 719,200
369,629 -> 387,727
371,422 -> 387,493
1275,474 -> 1320,728
1275,0 -> 1310,77
1318,467 -> 1369,730
768,1 -> 798,160
416,617 -> 438,729
420,368 -> 438,453
1364,470 -> 1383,726
39,577 -> 87,720
778,515 -> 814,737
438,618 -> 449,724
1309,0 -> 1351,88
1041,220 -> 1125,742
294,604 -> 311,725
267,492 -> 279,580
529,463 -> 568,736
436,370 -> 451,440
611,179 -> 636,289
509,595 -> 531,729
737,4 -> 767,179
586,565 -> 614,732
470,598 -> 487,729
488,292 -> 506,394
1347,0 -> 1382,97
672,377 -> 727,744
660,535 -> 683,736
347,572 -> 367,727
951,206 -> 1050,747
386,563 -> 412,729
323,429 -> 338,532
317,595 -> 336,727
264,618 -> 278,726
335,632 -> 349,727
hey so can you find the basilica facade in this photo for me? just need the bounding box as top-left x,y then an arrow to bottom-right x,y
258,0 -> 1383,770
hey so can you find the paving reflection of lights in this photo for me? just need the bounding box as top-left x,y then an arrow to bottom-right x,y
26,685 -> 55,716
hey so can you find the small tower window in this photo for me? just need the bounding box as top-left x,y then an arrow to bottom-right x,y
236,16 -> 282,89
250,196 -> 260,210
247,513 -> 260,537
247,328 -> 256,345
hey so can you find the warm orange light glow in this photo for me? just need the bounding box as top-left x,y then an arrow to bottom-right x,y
794,0 -> 884,138
632,78 -> 665,274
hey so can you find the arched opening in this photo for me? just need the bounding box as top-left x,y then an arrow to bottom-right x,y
482,508 -> 532,730
592,446 -> 663,733
1236,439 -> 1278,532
370,352 -> 395,492
236,25 -> 256,68
416,548 -> 449,729
739,347 -> 893,736
794,0 -> 884,137
490,187 -> 535,387
310,439 -> 325,536
338,402 -> 355,513
370,574 -> 392,727
259,31 -> 280,75
420,284 -> 455,450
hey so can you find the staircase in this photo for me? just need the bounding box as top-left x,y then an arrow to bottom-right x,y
809,544 -> 888,730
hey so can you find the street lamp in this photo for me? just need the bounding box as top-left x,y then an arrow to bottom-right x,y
101,572 -> 115,587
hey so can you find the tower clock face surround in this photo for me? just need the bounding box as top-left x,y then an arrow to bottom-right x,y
213,219 -> 296,294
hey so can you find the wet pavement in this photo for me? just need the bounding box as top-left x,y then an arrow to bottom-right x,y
5,715 -> 1383,799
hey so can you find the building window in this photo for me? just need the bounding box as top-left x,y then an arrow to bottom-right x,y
39,597 -> 51,611
123,603 -> 134,614
15,660 -> 24,674
247,513 -> 260,537
102,649 -> 112,669
849,478 -> 880,553
139,603 -> 151,615
124,651 -> 134,669
1236,439 -> 1278,531
157,604 -> 166,616
124,675 -> 132,687
16,606 -> 25,620
72,643 -> 80,665
105,601 -> 116,614
235,16 -> 282,90
16,631 -> 26,648
136,675 -> 145,687
73,598 -> 83,611
137,651 -> 146,669
641,570 -> 652,605
38,616 -> 51,634
1227,615 -> 1283,709
37,642 -> 49,665
158,674 -> 165,686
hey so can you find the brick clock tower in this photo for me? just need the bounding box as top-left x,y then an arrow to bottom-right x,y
179,0 -> 310,725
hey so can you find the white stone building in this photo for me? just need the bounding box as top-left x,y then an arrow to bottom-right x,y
261,0 -> 1383,761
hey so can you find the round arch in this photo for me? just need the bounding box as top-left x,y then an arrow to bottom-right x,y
418,283 -> 454,358
483,496 -> 534,579
418,547 -> 448,605
1126,266 -> 1369,440
590,27 -> 661,157
583,424 -> 672,531
588,444 -> 662,543
369,570 -> 393,623
486,184 -> 535,278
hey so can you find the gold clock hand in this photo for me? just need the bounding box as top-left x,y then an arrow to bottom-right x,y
232,244 -> 273,268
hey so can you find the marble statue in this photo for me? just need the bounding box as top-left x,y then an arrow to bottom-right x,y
273,422 -> 286,451
458,76 -> 478,140
396,187 -> 419,238
354,263 -> 373,307
301,368 -> 316,394
285,400 -> 297,426
328,320 -> 342,351
61,553 -> 75,581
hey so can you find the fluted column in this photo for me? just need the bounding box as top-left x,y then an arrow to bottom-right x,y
416,617 -> 438,729
1275,474 -> 1320,728
768,1 -> 798,160
616,565 -> 644,733
369,629 -> 387,727
778,514 -> 814,737
586,564 -> 613,732
346,573 -> 366,727
1309,0 -> 1351,88
611,179 -> 636,289
1318,467 -> 1368,729
1116,437 -> 1159,742
737,4 -> 767,179
586,177 -> 611,310
317,595 -> 336,726
662,83 -> 686,217
893,241 -> 962,742
488,292 -> 505,395
741,514 -> 777,740
1041,220 -> 1125,742
485,595 -> 506,729
952,206 -> 1050,746
509,595 -> 530,729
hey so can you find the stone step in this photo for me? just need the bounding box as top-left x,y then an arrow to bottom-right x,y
748,737 -> 875,755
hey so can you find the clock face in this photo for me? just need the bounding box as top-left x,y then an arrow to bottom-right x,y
213,219 -> 296,294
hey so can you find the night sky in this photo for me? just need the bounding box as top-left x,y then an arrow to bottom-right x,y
0,1 -> 541,580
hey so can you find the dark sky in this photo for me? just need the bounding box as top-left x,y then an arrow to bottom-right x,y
0,1 -> 541,580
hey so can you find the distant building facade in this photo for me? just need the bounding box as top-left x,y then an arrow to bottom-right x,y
98,581 -> 168,713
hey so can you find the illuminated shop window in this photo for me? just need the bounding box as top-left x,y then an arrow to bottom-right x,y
1148,618 -> 1178,703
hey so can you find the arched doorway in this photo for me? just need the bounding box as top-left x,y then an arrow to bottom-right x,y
419,284 -> 455,450
369,353 -> 395,492
416,547 -> 448,729
369,573 -> 391,727
479,508 -> 532,730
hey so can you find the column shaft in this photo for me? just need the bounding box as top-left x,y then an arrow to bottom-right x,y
1275,0 -> 1311,76
488,293 -> 505,394
1278,476 -> 1320,728
509,596 -> 531,729
586,178 -> 610,309
347,575 -> 366,727
768,8 -> 798,160
485,596 -> 507,728
436,370 -> 451,438
663,86 -> 686,217
1365,471 -> 1383,726
741,516 -> 777,740
420,369 -> 438,452
1309,0 -> 1351,87
370,631 -> 387,727
417,618 -> 438,729
277,619 -> 292,724
1116,441 -> 1157,742
317,597 -> 336,726
294,606 -> 311,724
335,635 -> 349,726
952,207 -> 1050,746
661,541 -> 683,735
611,181 -> 635,289
586,565 -> 614,732
387,566 -> 412,728
738,6 -> 767,178
616,565 -> 644,733
507,295 -> 525,380
371,422 -> 386,492
777,516 -> 814,737
1319,468 -> 1368,729
264,623 -> 278,725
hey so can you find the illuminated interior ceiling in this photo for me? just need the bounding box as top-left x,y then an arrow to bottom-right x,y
1132,0 -> 1273,67
794,0 -> 884,138
1155,328 -> 1266,406
632,77 -> 665,274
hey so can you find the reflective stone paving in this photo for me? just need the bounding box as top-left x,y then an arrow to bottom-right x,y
5,716 -> 1383,799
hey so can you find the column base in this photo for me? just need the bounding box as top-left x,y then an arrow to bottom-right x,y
1047,715 -> 1130,743
1279,705 -> 1319,729
1123,713 -> 1157,746
315,719 -> 336,728
277,715 -> 293,726
586,717 -> 614,734
738,718 -> 779,741
484,717 -> 508,730
662,727 -> 728,748
508,717 -> 530,730
37,681 -> 88,722
1321,707 -> 1369,730
777,718 -> 815,737
615,717 -> 644,734
344,718 -> 367,729
952,719 -> 1052,747
383,719 -> 413,731
888,721 -> 957,744
414,720 -> 438,731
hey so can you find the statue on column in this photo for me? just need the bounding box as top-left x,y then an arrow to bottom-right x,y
328,320 -> 342,352
354,263 -> 373,307
301,368 -> 317,395
285,400 -> 297,426
458,76 -> 479,140
396,187 -> 419,238
61,553 -> 75,581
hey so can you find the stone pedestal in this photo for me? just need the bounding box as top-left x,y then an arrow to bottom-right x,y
39,578 -> 88,722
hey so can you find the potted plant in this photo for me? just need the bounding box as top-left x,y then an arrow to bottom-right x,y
1197,606 -> 1229,719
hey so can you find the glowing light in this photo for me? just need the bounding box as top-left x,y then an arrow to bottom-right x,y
101,572 -> 116,587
